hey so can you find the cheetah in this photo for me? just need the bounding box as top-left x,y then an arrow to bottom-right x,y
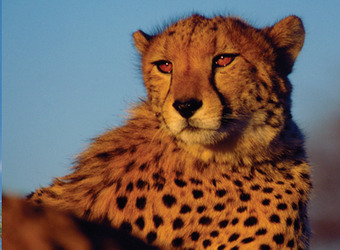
2,195 -> 158,250
17,14 -> 312,249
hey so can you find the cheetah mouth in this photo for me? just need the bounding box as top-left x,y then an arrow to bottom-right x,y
181,122 -> 218,133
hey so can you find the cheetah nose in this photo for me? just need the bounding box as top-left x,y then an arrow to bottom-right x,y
173,99 -> 203,119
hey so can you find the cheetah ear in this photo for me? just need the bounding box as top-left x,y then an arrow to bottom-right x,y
268,15 -> 305,74
133,30 -> 152,54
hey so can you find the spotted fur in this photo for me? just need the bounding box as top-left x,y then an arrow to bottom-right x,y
26,14 -> 311,249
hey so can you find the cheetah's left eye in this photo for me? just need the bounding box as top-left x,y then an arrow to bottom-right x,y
213,54 -> 238,67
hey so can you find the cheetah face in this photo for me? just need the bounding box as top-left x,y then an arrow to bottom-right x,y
134,15 -> 304,146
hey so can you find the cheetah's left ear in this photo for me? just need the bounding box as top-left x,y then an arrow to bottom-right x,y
268,15 -> 305,74
133,30 -> 152,54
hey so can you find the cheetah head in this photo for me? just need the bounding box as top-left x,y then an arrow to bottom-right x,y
133,14 -> 304,156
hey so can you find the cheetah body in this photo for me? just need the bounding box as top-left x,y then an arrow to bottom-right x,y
28,14 -> 311,249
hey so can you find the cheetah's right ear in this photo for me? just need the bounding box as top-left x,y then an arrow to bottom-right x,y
133,30 -> 152,54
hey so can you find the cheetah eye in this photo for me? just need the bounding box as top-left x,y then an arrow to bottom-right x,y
213,54 -> 238,67
154,60 -> 173,73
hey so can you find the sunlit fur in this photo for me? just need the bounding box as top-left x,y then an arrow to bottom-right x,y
23,14 -> 312,249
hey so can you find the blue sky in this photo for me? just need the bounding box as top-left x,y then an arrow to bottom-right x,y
3,0 -> 340,194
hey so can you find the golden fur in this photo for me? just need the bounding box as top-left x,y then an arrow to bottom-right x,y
11,14 -> 312,249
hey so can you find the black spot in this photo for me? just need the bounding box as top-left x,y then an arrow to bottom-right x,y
263,187 -> 274,193
193,190 -> 203,199
168,30 -> 176,36
154,153 -> 162,164
231,247 -> 239,250
152,172 -> 165,190
116,196 -> 127,210
277,203 -> 288,210
294,218 -> 300,231
136,179 -> 149,190
286,217 -> 293,226
153,215 -> 163,228
292,202 -> 298,210
96,152 -> 112,161
228,233 -> 240,242
244,216 -> 258,226
284,173 -> 294,180
190,178 -> 202,185
199,216 -> 212,225
298,189 -> 305,195
129,145 -> 136,153
293,160 -> 303,166
256,95 -> 264,102
34,199 -> 42,205
197,206 -> 206,213
251,184 -> 261,190
119,221 -> 132,233
273,234 -> 284,244
114,179 -> 121,190
171,237 -> 183,247
270,214 -> 280,223
174,178 -> 187,187
135,216 -> 145,230
203,239 -> 211,248
256,228 -> 267,235
152,172 -> 161,181
214,203 -> 225,211
162,194 -> 176,207
275,194 -> 282,199
237,206 -> 247,213
126,182 -> 133,192
231,218 -> 239,225
180,204 -> 191,214
154,183 -> 164,191
210,231 -> 219,237
262,199 -> 271,205
257,168 -> 266,175
139,163 -> 147,171
146,231 -> 157,244
300,172 -> 310,179
194,160 -> 209,171
218,245 -> 226,250
285,189 -> 293,194
260,245 -> 271,250
222,174 -> 231,179
125,160 -> 135,172
191,232 -> 200,241
173,218 -> 184,230
240,192 -> 251,202
287,239 -> 295,248
216,189 -> 227,197
276,181 -> 284,185
216,219 -> 228,228
234,180 -> 243,187
242,237 -> 255,243
136,196 -> 146,210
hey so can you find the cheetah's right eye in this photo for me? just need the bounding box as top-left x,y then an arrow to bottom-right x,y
154,60 -> 173,73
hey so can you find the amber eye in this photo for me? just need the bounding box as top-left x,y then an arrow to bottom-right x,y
213,54 -> 237,67
154,60 -> 173,73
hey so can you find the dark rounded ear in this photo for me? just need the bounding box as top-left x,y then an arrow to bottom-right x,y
268,16 -> 305,74
133,30 -> 152,54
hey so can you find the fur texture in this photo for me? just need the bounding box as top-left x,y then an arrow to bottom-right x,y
24,14 -> 311,249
